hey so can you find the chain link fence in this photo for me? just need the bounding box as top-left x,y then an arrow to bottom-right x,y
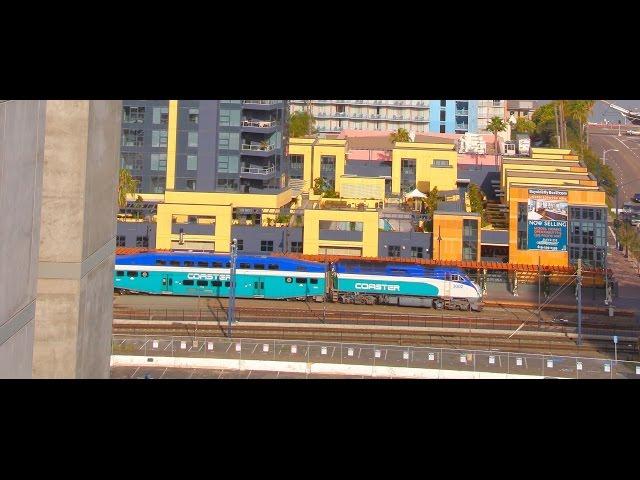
112,334 -> 640,379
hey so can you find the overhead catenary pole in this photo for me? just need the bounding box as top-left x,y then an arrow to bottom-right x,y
227,238 -> 238,338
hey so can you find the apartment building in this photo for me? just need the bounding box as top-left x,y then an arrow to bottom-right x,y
290,100 -> 507,135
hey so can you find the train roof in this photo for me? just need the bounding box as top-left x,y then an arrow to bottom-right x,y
116,252 -> 327,271
334,260 -> 468,278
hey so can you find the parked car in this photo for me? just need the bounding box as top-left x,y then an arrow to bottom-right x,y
633,193 -> 640,203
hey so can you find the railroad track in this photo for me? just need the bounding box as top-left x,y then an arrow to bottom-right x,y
113,305 -> 640,337
112,320 -> 640,360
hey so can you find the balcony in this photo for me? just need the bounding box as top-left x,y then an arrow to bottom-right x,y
242,100 -> 282,110
239,164 -> 276,180
455,110 -> 469,116
241,143 -> 276,156
241,119 -> 277,133
319,229 -> 364,242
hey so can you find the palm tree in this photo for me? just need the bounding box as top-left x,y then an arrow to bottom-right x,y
390,128 -> 411,143
565,100 -> 595,148
288,111 -> 316,138
486,116 -> 508,166
118,168 -> 139,209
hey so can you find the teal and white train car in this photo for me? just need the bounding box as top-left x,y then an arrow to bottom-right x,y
114,252 -> 327,300
333,261 -> 483,311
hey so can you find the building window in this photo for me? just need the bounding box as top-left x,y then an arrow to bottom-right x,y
462,219 -> 478,261
290,241 -> 303,253
136,236 -> 149,247
432,159 -> 450,167
388,245 -> 401,257
188,131 -> 198,147
187,155 -> 198,171
122,129 -> 144,147
186,179 -> 196,191
189,108 -> 199,124
152,130 -> 168,147
401,158 -> 416,192
150,153 -> 167,171
121,152 -> 143,172
440,100 -> 446,108
116,235 -> 126,247
217,154 -> 239,174
219,108 -> 241,126
236,239 -> 244,251
151,176 -> 165,193
492,100 -> 502,107
517,202 -> 528,250
261,240 -> 274,252
411,246 -> 423,258
290,154 -> 303,179
439,125 -> 446,133
123,106 -> 145,123
153,107 -> 169,125
219,131 -> 240,150
217,178 -> 238,190
440,110 -> 446,122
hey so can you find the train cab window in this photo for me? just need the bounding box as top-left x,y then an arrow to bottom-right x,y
183,280 -> 194,286
127,271 -> 138,277
156,260 -> 166,266
196,280 -> 208,287
268,264 -> 279,270
225,281 -> 230,287
184,261 -> 194,267
239,263 -> 250,269
254,264 -> 265,270
450,274 -> 460,281
116,271 -> 124,276
211,280 -> 222,287
170,261 -> 180,266
310,278 -> 318,284
212,262 -> 222,268
197,261 -> 208,267
296,278 -> 307,284
295,266 -> 307,272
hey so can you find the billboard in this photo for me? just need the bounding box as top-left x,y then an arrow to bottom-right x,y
526,189 -> 568,251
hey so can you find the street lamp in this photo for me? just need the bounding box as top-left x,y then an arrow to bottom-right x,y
602,148 -> 619,166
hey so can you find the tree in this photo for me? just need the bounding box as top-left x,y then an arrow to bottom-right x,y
468,183 -> 488,227
288,111 -> 316,138
618,222 -> 640,259
118,168 -> 139,209
514,117 -> 536,135
425,187 -> 439,215
486,116 -> 508,165
390,128 -> 411,143
313,177 -> 328,195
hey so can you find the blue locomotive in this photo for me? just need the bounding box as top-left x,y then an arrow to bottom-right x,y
114,252 -> 483,311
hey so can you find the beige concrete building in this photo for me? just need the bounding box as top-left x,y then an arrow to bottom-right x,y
0,100 -> 121,378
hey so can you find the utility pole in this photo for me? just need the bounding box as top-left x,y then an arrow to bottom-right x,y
537,257 -> 541,328
576,258 -> 583,347
227,238 -> 238,338
554,103 -> 562,148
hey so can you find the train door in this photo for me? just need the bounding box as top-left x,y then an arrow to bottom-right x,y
253,277 -> 265,298
161,274 -> 173,293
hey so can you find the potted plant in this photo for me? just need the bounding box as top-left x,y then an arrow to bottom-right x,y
260,140 -> 270,151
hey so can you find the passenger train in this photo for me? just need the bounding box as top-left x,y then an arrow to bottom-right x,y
114,252 -> 483,311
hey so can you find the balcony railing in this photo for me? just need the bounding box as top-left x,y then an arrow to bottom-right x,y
241,165 -> 275,175
455,110 -> 469,116
242,100 -> 280,105
241,120 -> 276,128
241,144 -> 275,151
456,124 -> 469,130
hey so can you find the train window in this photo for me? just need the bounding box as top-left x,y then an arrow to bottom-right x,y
211,280 -> 222,287
225,262 -> 231,268
184,261 -> 194,267
170,261 -> 180,266
450,274 -> 460,281
196,280 -> 208,287
310,278 -> 318,284
169,279 -> 173,286
183,280 -> 194,286
239,263 -> 250,269
295,266 -> 307,271
268,264 -> 279,270
225,281 -> 230,287
162,278 -> 167,285
296,278 -> 307,284
155,260 -> 166,266
197,261 -> 208,267
141,272 -> 149,278
127,271 -> 138,277
116,271 -> 124,276
254,264 -> 265,270
212,262 -> 222,268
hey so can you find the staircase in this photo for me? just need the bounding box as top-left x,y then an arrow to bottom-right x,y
288,178 -> 305,197
485,201 -> 509,229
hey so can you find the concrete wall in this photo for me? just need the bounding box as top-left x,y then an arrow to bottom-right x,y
33,100 -> 121,378
0,100 -> 46,378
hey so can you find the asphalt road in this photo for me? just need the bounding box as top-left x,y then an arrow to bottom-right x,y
588,127 -> 640,203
